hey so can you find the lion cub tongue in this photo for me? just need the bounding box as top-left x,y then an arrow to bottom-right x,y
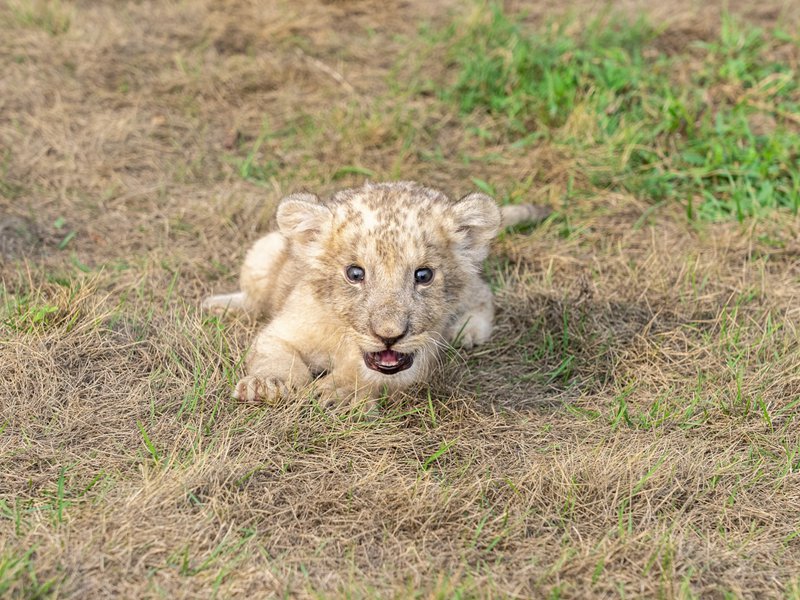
378,350 -> 400,366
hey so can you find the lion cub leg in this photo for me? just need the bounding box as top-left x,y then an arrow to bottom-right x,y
234,323 -> 313,404
447,278 -> 495,349
203,232 -> 288,318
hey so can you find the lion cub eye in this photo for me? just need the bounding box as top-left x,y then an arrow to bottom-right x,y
414,267 -> 434,285
345,265 -> 365,283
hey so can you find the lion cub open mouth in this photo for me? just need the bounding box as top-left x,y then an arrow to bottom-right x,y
363,350 -> 414,375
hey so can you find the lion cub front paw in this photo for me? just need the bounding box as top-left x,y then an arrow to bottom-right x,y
315,376 -> 378,415
451,314 -> 493,349
233,375 -> 288,404
314,377 -> 351,409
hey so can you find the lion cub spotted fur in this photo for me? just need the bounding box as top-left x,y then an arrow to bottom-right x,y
203,182 -> 547,408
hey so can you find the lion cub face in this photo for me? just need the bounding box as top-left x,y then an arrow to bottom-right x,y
277,182 -> 500,386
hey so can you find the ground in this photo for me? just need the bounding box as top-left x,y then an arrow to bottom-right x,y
1,0 -> 799,598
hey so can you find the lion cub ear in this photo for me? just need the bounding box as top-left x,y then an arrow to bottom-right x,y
276,192 -> 331,245
451,192 -> 502,262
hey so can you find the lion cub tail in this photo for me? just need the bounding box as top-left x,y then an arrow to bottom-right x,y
500,204 -> 552,229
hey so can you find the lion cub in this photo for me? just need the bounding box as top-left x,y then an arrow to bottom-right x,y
204,181 -> 547,406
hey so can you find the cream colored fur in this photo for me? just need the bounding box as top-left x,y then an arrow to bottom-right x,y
203,182 -> 547,409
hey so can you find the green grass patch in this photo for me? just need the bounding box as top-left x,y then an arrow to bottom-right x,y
232,89 -> 447,187
438,5 -> 800,220
443,6 -> 656,130
6,0 -> 72,35
0,547 -> 57,598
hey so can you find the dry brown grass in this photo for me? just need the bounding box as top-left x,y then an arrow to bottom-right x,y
2,0 -> 800,598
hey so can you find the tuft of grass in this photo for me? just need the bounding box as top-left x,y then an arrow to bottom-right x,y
0,548 -> 57,597
166,528 -> 256,578
7,0 -> 71,35
2,297 -> 60,332
0,151 -> 26,199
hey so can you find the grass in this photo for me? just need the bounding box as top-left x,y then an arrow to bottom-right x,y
439,5 -> 800,220
1,0 -> 800,597
0,547 -> 57,598
6,0 -> 71,36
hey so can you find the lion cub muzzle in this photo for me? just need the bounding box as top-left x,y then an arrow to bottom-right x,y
365,318 -> 413,374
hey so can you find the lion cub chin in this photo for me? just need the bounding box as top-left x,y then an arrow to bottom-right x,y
203,181 -> 547,411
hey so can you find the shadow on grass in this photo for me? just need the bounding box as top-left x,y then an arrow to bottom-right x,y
436,293 -> 708,413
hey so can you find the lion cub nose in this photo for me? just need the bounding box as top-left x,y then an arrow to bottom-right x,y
371,322 -> 409,348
